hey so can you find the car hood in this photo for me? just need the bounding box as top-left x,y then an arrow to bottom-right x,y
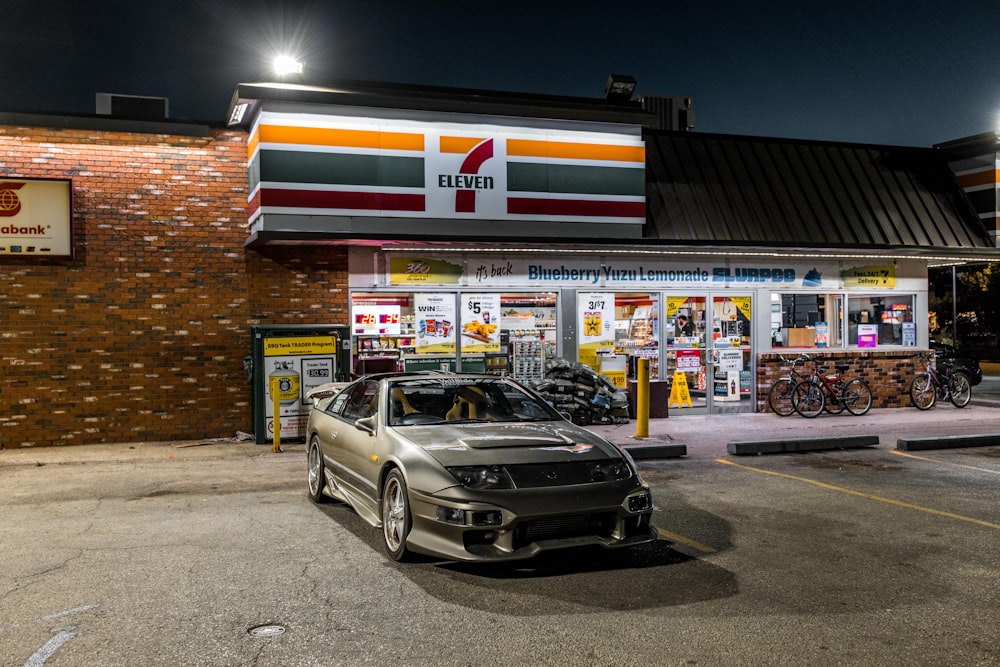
397,421 -> 622,465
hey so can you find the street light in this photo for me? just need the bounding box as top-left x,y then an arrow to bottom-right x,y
273,55 -> 303,77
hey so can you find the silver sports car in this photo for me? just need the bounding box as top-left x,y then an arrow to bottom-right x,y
306,373 -> 656,562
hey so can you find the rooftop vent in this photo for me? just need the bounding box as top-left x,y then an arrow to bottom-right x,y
96,93 -> 169,121
638,95 -> 695,131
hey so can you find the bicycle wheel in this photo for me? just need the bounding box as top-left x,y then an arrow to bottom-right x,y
824,380 -> 847,414
842,378 -> 873,415
909,374 -> 935,410
768,378 -> 796,416
792,380 -> 824,417
948,372 -> 972,408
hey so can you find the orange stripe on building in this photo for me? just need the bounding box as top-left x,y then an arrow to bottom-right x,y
440,136 -> 486,154
247,127 -> 260,160
956,169 -> 999,188
507,138 -> 645,163
257,125 -> 424,152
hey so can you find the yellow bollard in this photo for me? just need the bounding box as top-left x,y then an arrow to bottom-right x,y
271,378 -> 282,453
636,357 -> 649,438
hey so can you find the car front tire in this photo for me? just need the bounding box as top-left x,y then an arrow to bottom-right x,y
382,469 -> 413,562
307,436 -> 328,503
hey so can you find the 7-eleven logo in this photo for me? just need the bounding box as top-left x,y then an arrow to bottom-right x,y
437,137 -> 495,213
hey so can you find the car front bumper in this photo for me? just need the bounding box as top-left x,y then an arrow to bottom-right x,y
404,481 -> 656,562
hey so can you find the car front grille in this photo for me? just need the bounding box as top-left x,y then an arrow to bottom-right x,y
514,512 -> 616,548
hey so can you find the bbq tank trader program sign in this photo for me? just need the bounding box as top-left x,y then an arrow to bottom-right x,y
0,179 -> 73,257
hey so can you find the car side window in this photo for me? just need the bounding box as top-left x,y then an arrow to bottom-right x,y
341,380 -> 379,422
328,388 -> 352,415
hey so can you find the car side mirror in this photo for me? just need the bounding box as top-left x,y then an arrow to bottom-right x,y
355,416 -> 376,435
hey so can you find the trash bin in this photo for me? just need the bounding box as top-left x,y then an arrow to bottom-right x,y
626,380 -> 669,419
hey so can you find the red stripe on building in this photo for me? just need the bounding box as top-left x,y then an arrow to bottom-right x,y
507,197 -> 645,218
260,188 -> 426,212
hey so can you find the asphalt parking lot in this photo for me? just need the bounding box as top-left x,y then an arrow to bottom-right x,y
2,404 -> 998,666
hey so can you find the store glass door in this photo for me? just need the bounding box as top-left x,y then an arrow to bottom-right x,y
707,294 -> 754,413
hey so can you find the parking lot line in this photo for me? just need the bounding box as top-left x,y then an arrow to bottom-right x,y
890,449 -> 1000,474
715,459 -> 1000,531
656,527 -> 717,554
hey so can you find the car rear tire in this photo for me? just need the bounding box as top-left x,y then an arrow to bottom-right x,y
382,469 -> 413,562
307,436 -> 328,503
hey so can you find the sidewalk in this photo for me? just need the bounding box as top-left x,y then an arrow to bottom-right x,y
587,401 -> 1000,457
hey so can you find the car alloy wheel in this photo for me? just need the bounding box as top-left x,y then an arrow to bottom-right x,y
382,469 -> 413,562
307,436 -> 327,503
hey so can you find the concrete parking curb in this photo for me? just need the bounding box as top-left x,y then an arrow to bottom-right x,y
896,433 -> 1000,451
726,434 -> 880,456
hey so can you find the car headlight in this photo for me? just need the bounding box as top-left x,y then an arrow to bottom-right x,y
447,465 -> 514,490
585,459 -> 631,482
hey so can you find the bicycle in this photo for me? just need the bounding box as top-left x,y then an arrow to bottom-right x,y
767,353 -> 813,416
909,351 -> 972,410
791,361 -> 873,418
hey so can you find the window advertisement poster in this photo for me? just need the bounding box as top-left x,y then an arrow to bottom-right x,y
577,292 -> 615,369
718,349 -> 743,372
903,321 -> 916,346
414,293 -> 457,354
460,293 -> 501,353
858,323 -> 878,348
814,322 -> 829,348
676,348 -> 702,371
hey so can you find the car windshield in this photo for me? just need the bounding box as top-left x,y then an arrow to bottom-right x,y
387,377 -> 560,426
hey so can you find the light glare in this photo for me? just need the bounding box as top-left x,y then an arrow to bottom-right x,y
273,55 -> 303,76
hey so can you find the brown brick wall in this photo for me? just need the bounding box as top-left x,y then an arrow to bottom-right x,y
0,123 -> 349,448
757,351 -> 924,412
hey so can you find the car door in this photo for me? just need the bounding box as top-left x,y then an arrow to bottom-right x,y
328,379 -> 381,509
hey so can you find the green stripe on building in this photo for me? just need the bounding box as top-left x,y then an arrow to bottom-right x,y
257,149 -> 425,188
507,162 -> 645,196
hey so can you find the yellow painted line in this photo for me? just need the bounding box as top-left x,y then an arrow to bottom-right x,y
716,458 -> 1000,531
656,527 -> 717,553
890,449 -> 1000,475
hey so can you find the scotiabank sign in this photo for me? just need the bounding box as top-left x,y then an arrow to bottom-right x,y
247,112 -> 645,226
0,179 -> 73,257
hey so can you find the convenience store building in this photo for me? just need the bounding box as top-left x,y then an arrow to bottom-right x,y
231,80 -> 1000,416
3,79 -> 1000,447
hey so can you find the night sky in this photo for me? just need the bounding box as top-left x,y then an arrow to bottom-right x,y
4,0 -> 1000,147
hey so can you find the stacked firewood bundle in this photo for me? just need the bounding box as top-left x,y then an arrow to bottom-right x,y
526,358 -> 630,425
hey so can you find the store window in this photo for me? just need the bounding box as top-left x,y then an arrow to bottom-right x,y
772,293 -> 916,349
613,293 -> 660,380
350,291 -> 558,381
848,295 -> 916,347
774,294 -> 842,348
460,292 -> 558,381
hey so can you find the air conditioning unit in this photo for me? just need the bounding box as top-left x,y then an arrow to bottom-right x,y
637,95 -> 695,131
